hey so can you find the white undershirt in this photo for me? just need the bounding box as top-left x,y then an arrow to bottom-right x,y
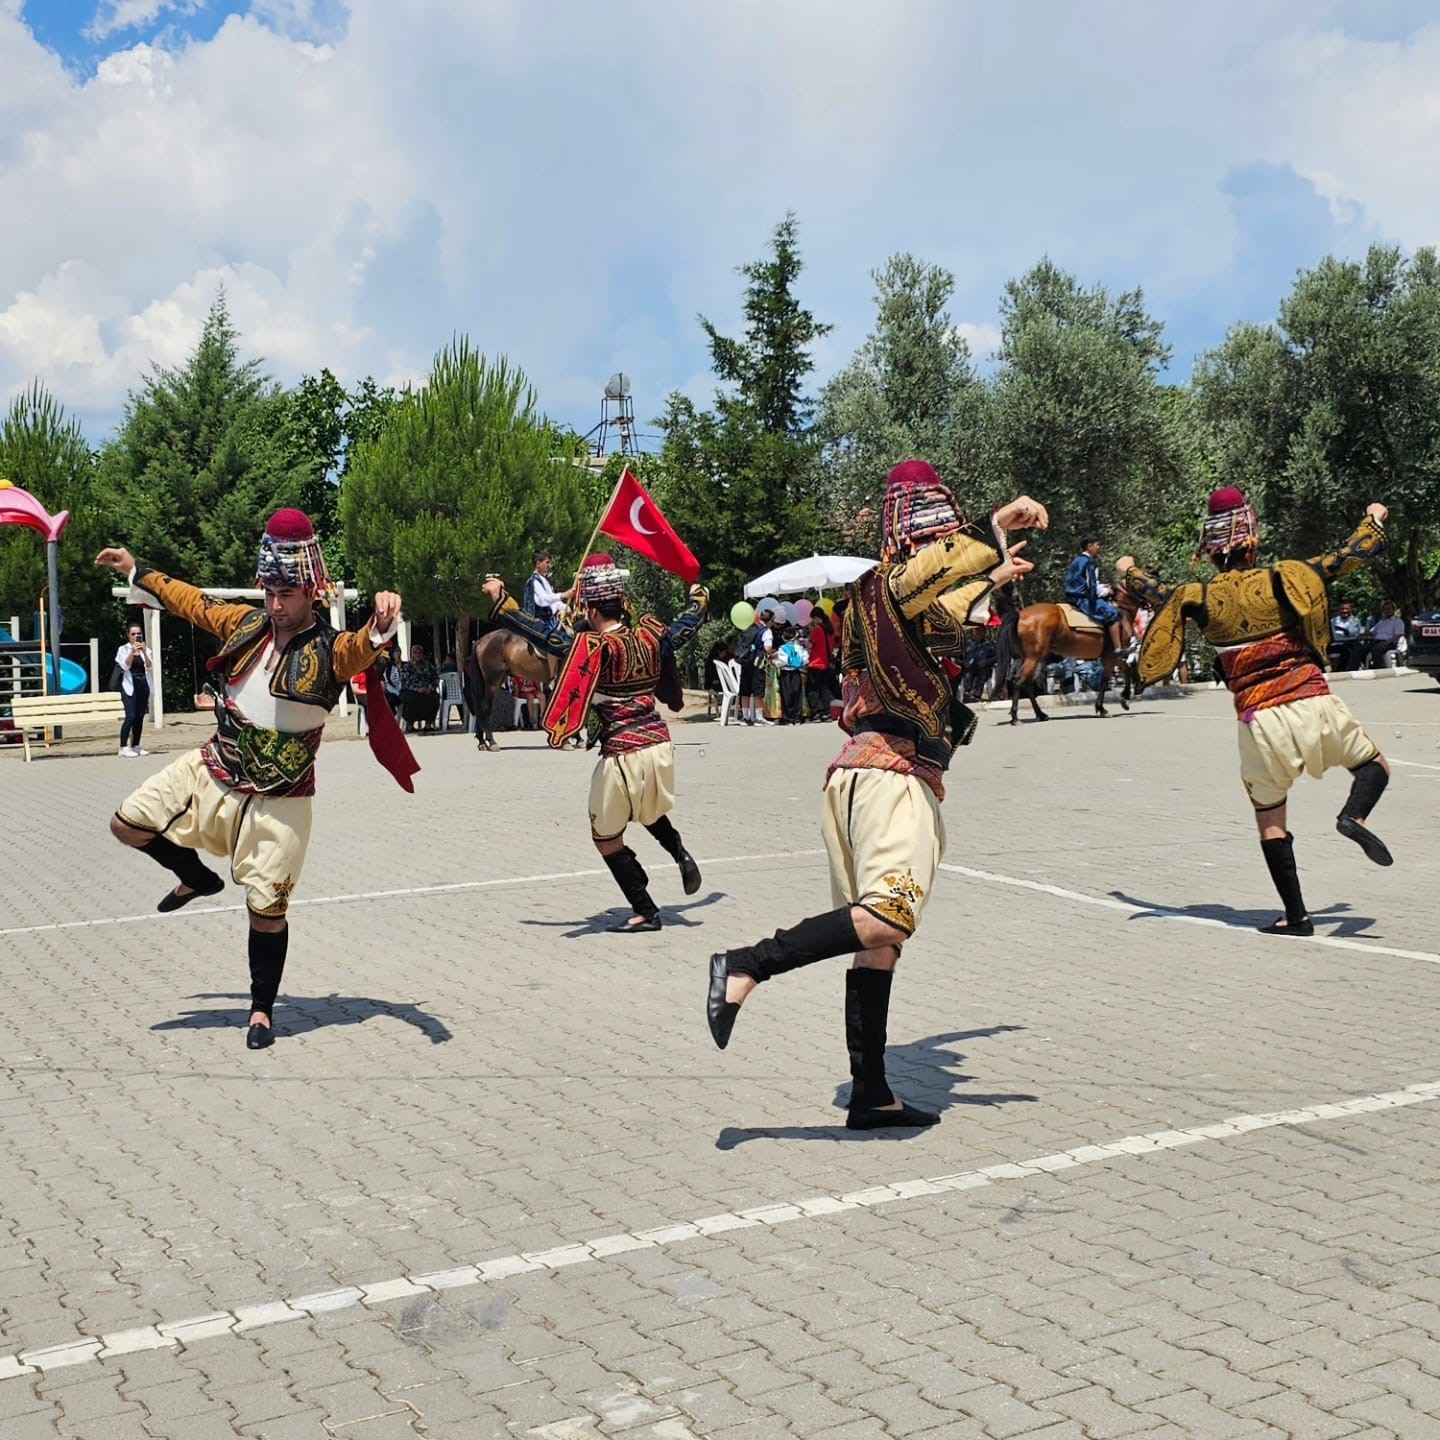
231,620 -> 398,732
229,637 -> 318,732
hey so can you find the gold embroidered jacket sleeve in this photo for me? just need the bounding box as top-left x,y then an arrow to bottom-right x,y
133,565 -> 256,640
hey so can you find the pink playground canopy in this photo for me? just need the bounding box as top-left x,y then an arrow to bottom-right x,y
0,480 -> 69,544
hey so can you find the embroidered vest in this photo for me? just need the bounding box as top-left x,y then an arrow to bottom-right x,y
207,609 -> 346,711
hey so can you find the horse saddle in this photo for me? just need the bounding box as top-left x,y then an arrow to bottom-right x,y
1058,604 -> 1104,634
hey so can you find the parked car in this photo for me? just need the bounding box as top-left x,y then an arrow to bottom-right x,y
1409,610 -> 1440,684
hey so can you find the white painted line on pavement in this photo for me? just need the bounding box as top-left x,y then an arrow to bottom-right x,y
941,862 -> 1440,965
2,1076 -> 1437,1385
1389,756 -> 1440,771
0,849 -> 828,939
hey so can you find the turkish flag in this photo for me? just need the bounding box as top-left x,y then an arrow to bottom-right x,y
598,469 -> 700,583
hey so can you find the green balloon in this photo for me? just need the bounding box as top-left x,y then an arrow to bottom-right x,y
730,601 -> 756,629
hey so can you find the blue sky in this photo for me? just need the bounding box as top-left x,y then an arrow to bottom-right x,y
4,0 -> 1439,448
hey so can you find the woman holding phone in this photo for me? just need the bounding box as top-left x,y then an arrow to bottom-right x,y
116,620 -> 153,756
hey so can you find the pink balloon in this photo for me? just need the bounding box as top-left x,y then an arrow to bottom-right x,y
794,599 -> 813,624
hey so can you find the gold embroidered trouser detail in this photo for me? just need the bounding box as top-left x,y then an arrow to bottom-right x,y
118,750 -> 313,914
821,767 -> 945,938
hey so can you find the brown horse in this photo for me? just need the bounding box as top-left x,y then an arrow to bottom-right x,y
466,628 -> 562,751
993,589 -> 1139,724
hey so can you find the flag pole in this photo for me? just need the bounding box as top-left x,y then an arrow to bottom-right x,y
571,470 -> 625,599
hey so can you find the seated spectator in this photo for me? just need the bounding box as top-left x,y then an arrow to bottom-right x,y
513,673 -> 542,730
1368,602 -> 1405,667
705,637 -> 737,693
1330,601 -> 1366,671
399,643 -> 440,731
376,642 -> 404,714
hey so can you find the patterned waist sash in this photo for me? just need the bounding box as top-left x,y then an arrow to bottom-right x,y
596,694 -> 670,755
1222,632 -> 1329,720
201,694 -> 324,796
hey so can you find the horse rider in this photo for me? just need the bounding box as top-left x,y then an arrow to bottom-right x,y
1117,488 -> 1393,938
1066,536 -> 1127,654
705,461 -> 1045,1130
481,555 -> 709,933
523,550 -> 573,635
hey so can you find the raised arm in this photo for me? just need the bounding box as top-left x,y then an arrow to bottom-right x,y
888,533 -> 1003,619
887,496 -> 1046,620
1308,508 -> 1387,584
1117,559 -> 1177,610
96,547 -> 256,640
663,585 -> 709,654
330,592 -> 403,684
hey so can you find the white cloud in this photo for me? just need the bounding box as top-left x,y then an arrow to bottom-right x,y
953,323 -> 1002,361
1265,23 -> 1440,247
5,0 -> 1440,445
87,0 -> 199,42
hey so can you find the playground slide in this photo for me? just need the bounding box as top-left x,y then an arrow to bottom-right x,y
0,625 -> 89,694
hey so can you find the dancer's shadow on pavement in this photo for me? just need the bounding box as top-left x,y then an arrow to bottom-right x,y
520,892 -> 725,939
153,993 -> 453,1044
716,1025 -> 1033,1149
1109,891 -> 1378,939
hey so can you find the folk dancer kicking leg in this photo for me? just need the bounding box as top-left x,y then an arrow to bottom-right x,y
482,556 -> 709,933
706,461 -> 1047,1128
1117,490 -> 1392,937
98,510 -> 414,1048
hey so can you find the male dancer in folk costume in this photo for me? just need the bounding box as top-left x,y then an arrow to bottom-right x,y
706,461 -> 1046,1130
97,510 -> 414,1049
1117,488 -> 1392,937
481,555 -> 709,933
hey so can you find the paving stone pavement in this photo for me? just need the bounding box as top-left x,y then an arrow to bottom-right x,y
1,680 -> 1438,1438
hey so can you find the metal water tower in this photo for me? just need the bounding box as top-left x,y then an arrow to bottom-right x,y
586,373 -> 637,461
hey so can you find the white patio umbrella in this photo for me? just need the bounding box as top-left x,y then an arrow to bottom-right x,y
743,554 -> 875,598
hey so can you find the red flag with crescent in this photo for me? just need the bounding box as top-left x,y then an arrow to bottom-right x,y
598,469 -> 700,583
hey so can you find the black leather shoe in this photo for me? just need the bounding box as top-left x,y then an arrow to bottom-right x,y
707,951 -> 740,1050
1257,916 -> 1315,937
246,1022 -> 275,1050
608,914 -> 661,933
678,850 -> 702,896
157,873 -> 225,913
1337,815 -> 1393,867
846,1101 -> 940,1131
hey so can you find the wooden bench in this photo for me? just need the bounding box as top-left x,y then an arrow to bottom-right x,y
8,692 -> 126,762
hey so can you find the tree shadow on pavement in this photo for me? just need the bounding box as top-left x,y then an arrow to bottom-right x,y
716,1024 -> 1034,1149
1109,891 -> 1378,939
153,993 -> 453,1043
519,892 -> 724,938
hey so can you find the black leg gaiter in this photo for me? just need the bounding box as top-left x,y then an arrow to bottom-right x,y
725,907 -> 862,983
248,925 -> 289,1019
140,833 -> 221,893
644,816 -> 683,861
1341,759 -> 1389,823
602,847 -> 657,918
846,967 -> 895,1112
1260,833 -> 1308,925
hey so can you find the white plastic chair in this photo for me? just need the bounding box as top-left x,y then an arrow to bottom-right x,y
436,671 -> 467,733
717,659 -> 741,726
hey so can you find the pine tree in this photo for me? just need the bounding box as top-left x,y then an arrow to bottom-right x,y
661,215 -> 831,605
